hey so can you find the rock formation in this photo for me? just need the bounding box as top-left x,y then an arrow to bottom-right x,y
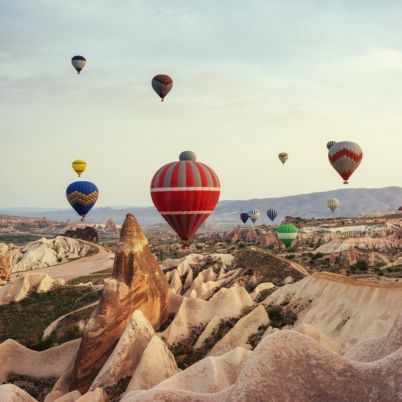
0,255 -> 10,283
67,214 -> 169,393
0,236 -> 98,274
65,227 -> 99,243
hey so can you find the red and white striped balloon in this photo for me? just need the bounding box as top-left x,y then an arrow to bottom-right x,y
150,151 -> 220,242
328,141 -> 363,184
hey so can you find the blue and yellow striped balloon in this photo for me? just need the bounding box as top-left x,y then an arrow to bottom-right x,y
66,181 -> 98,219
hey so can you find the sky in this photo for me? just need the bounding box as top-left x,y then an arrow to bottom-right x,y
0,0 -> 401,208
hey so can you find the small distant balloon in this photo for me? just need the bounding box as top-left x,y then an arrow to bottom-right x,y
278,152 -> 288,165
72,160 -> 87,177
327,198 -> 339,213
276,224 -> 298,247
326,141 -> 336,150
240,213 -> 249,224
399,206 -> 402,211
266,208 -> 278,222
248,209 -> 260,224
152,74 -> 173,101
71,55 -> 86,74
66,181 -> 98,220
328,141 -> 363,184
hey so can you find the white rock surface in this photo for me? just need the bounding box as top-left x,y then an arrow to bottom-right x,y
293,323 -> 350,354
90,310 -> 155,390
126,335 -> 179,391
0,384 -> 37,402
0,273 -> 65,305
122,347 -> 251,402
263,272 -> 402,342
0,339 -> 80,383
209,305 -> 269,356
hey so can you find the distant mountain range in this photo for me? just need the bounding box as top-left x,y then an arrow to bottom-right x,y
1,187 -> 401,227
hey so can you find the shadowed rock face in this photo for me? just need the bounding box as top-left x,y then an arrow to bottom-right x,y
68,214 -> 169,393
0,256 -> 10,283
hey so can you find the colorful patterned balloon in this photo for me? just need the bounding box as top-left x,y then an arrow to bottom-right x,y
66,181 -> 98,219
328,141 -> 363,184
72,160 -> 87,177
150,151 -> 220,242
152,74 -> 173,101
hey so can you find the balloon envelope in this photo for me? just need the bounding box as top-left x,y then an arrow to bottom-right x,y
152,74 -> 173,101
326,141 -> 336,150
150,152 -> 220,241
66,181 -> 98,218
278,152 -> 288,164
248,209 -> 260,224
399,206 -> 402,211
72,160 -> 87,177
277,224 -> 298,247
71,55 -> 86,74
266,208 -> 278,222
328,141 -> 363,184
327,198 -> 340,212
240,213 -> 249,224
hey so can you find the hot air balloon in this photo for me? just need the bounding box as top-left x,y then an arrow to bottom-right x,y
278,152 -> 288,165
240,213 -> 249,224
152,74 -> 173,101
72,160 -> 87,177
276,224 -> 298,247
399,206 -> 402,211
326,141 -> 336,150
150,151 -> 220,244
327,198 -> 339,212
71,55 -> 86,74
328,141 -> 363,184
248,209 -> 260,224
266,208 -> 278,222
66,181 -> 98,220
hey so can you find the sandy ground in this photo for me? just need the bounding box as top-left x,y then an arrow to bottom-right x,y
10,248 -> 114,281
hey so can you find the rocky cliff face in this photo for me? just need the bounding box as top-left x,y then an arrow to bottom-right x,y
68,214 -> 169,393
0,256 -> 10,284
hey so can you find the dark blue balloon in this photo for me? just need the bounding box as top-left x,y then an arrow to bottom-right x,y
240,212 -> 249,224
66,181 -> 99,218
266,208 -> 277,222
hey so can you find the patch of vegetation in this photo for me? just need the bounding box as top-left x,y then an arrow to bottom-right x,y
254,287 -> 277,303
310,252 -> 324,261
103,376 -> 131,402
248,324 -> 270,349
0,287 -> 102,348
349,260 -> 369,273
6,374 -> 57,402
234,249 -> 305,290
266,305 -> 297,328
67,273 -> 111,286
169,324 -> 207,369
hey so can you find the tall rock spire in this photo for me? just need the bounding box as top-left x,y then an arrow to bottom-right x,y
68,214 -> 169,393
